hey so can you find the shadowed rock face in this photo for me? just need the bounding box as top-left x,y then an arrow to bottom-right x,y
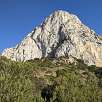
2,10 -> 102,66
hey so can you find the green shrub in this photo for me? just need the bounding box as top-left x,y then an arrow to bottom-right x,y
55,70 -> 102,102
0,56 -> 102,102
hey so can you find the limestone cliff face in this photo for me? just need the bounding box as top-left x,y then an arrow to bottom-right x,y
2,10 -> 102,66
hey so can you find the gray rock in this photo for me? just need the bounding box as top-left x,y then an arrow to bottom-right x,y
2,10 -> 102,66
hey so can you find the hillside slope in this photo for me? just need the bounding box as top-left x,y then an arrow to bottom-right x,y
0,56 -> 102,102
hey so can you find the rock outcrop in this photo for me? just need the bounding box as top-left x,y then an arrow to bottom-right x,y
2,10 -> 102,66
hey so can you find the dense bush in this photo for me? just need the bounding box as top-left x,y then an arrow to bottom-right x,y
0,57 -> 36,102
0,56 -> 102,102
55,69 -> 102,102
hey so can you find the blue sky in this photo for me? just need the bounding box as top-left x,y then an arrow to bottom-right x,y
0,0 -> 102,53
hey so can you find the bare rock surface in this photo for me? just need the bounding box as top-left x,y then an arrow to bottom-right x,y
2,10 -> 102,66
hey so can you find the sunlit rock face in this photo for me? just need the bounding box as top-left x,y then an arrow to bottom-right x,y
2,10 -> 102,66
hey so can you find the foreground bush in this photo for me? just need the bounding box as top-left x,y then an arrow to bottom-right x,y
0,56 -> 102,102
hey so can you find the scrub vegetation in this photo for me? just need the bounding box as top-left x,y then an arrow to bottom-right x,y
0,56 -> 102,102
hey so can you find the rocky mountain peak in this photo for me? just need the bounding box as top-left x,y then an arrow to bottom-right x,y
44,10 -> 81,24
2,10 -> 102,67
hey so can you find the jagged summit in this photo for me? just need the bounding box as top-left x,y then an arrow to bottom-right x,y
2,10 -> 102,66
44,10 -> 81,22
41,10 -> 81,30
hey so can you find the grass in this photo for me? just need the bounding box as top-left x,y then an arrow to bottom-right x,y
0,56 -> 102,102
